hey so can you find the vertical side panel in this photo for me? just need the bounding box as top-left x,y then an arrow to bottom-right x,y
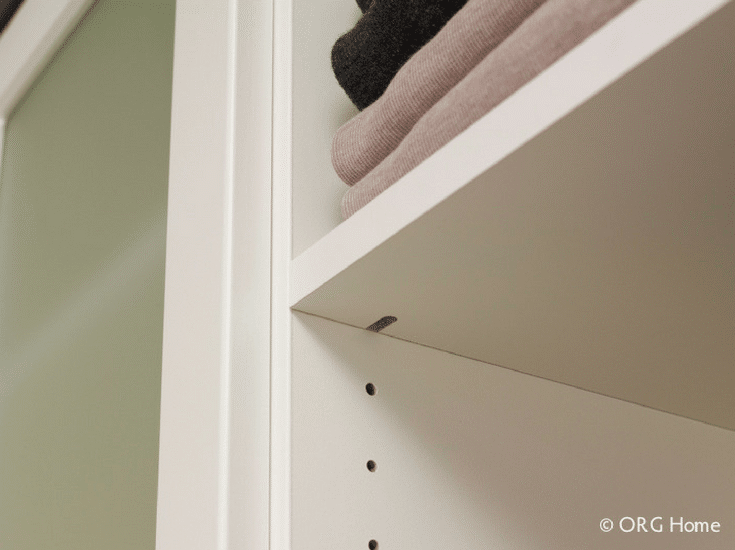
292,313 -> 735,550
159,1 -> 235,549
271,0 -> 292,548
156,0 -> 231,541
157,0 -> 274,548
228,0 -> 273,549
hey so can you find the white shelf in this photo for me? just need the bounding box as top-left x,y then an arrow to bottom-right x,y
291,0 -> 734,430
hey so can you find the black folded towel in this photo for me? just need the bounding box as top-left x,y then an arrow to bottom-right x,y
332,0 -> 468,110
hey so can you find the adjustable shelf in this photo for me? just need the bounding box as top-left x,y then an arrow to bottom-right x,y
291,0 -> 735,430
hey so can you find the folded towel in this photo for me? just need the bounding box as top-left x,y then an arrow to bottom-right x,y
333,0 -> 549,186
331,0 -> 469,111
341,0 -> 637,218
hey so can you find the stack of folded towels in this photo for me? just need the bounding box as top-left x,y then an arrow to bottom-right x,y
331,0 -> 637,219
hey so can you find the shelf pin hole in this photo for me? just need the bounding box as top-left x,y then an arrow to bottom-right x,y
369,540 -> 379,550
367,316 -> 397,332
367,460 -> 377,472
365,383 -> 376,396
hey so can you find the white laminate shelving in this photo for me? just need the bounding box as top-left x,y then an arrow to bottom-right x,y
290,0 -> 735,431
291,313 -> 735,550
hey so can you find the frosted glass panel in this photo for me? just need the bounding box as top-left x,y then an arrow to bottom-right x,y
0,1 -> 175,548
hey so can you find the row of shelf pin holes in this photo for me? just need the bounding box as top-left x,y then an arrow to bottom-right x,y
365,317 -> 394,549
366,382 -> 378,550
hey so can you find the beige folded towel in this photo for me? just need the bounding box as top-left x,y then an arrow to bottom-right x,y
332,0 -> 549,186
341,0 -> 637,219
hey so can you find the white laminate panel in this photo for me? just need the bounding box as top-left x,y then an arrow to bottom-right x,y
293,313 -> 735,550
291,0 -> 361,256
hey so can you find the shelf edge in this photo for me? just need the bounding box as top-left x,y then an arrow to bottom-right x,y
290,0 -> 730,308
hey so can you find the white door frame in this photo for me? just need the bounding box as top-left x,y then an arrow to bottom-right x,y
0,1 -> 280,549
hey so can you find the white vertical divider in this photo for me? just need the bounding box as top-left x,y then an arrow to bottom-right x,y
229,0 -> 273,548
157,0 -> 273,549
271,0 -> 293,548
157,0 -> 234,547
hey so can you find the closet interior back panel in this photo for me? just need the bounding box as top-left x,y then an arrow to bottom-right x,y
292,313 -> 735,550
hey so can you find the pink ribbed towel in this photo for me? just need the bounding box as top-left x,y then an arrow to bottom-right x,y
341,0 -> 637,218
332,0 -> 548,186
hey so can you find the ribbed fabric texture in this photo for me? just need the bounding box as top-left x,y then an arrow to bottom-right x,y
333,0 -> 548,186
356,0 -> 372,12
331,0 -> 469,111
341,0 -> 637,219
